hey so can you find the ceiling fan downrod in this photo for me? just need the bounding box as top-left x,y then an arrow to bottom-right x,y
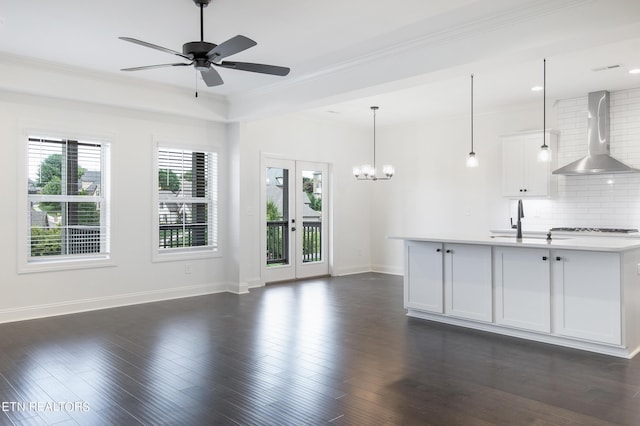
193,0 -> 211,41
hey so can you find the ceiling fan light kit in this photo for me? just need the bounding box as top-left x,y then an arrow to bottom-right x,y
119,0 -> 290,87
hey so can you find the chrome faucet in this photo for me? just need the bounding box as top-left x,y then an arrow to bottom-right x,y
516,199 -> 524,240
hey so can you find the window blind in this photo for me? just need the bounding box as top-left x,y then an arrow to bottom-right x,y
157,148 -> 218,251
27,136 -> 109,259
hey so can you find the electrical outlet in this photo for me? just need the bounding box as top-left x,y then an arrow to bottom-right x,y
637,263 -> 640,275
185,263 -> 192,274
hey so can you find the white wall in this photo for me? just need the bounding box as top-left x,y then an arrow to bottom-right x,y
0,91 -> 231,322
370,102 -> 553,273
6,58 -> 637,322
236,113 -> 374,285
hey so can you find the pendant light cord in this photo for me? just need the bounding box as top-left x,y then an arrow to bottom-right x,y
373,107 -> 376,170
543,58 -> 547,147
371,106 -> 378,171
471,73 -> 474,153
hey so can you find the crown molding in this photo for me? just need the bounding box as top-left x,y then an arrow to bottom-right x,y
0,52 -> 229,122
227,0 -> 640,122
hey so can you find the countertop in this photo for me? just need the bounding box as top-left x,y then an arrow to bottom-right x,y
390,233 -> 640,252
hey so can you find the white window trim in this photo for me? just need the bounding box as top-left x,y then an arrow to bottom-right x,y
152,140 -> 220,263
17,127 -> 115,274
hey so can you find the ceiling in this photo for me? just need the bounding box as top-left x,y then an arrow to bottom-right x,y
1,0 -> 640,123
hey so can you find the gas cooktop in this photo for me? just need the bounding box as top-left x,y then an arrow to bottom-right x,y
550,227 -> 639,233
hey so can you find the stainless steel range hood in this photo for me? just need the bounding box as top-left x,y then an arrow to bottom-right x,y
552,91 -> 640,175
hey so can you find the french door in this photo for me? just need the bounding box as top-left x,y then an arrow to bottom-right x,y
262,157 -> 329,283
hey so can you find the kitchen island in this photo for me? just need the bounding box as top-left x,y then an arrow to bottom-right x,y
391,234 -> 640,358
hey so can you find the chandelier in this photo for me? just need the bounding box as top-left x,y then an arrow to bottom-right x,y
353,106 -> 394,180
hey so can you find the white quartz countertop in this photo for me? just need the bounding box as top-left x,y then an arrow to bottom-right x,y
390,233 -> 640,252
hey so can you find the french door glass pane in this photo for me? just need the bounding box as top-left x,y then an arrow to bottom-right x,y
301,169 -> 322,263
266,167 -> 289,266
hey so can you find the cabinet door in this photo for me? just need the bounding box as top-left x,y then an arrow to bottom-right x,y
502,136 -> 524,196
405,241 -> 443,313
552,250 -> 621,345
494,247 -> 550,332
522,133 -> 551,197
444,244 -> 492,322
502,132 -> 554,197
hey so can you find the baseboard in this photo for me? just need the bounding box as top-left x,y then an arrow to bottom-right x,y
0,282 -> 229,325
247,278 -> 264,289
332,265 -> 371,276
225,281 -> 250,294
371,264 -> 403,275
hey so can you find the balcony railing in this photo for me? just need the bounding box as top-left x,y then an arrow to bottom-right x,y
266,220 -> 321,265
302,221 -> 321,263
159,224 -> 207,248
66,226 -> 101,254
266,220 -> 288,264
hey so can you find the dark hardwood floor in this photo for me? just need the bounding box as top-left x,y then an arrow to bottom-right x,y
1,273 -> 640,425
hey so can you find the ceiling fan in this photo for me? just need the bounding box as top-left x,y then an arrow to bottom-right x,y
119,0 -> 290,87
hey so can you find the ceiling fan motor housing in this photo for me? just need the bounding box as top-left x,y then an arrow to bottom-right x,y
193,0 -> 211,7
183,41 -> 218,69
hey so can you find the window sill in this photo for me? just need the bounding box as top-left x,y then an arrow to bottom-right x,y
18,256 -> 115,274
152,248 -> 220,263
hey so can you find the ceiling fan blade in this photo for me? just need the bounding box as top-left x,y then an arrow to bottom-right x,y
119,37 -> 193,61
216,61 -> 290,76
200,68 -> 224,87
207,35 -> 257,61
121,63 -> 192,72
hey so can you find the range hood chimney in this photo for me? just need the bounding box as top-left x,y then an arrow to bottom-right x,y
552,91 -> 640,175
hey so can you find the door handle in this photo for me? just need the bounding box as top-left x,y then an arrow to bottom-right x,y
291,227 -> 296,231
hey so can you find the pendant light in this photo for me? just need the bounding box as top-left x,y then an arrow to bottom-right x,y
538,58 -> 552,162
466,73 -> 479,168
353,106 -> 394,180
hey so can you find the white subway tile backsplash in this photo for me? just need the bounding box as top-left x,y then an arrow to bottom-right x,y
521,88 -> 640,230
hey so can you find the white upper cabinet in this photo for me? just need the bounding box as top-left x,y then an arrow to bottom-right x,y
502,131 -> 557,198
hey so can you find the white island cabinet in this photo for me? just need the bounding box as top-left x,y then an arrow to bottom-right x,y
494,247 -> 550,333
552,250 -> 621,345
404,242 -> 492,321
444,244 -> 492,322
405,241 -> 443,313
394,234 -> 640,358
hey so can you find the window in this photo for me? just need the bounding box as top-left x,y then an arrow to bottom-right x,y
156,146 -> 218,256
27,136 -> 110,263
